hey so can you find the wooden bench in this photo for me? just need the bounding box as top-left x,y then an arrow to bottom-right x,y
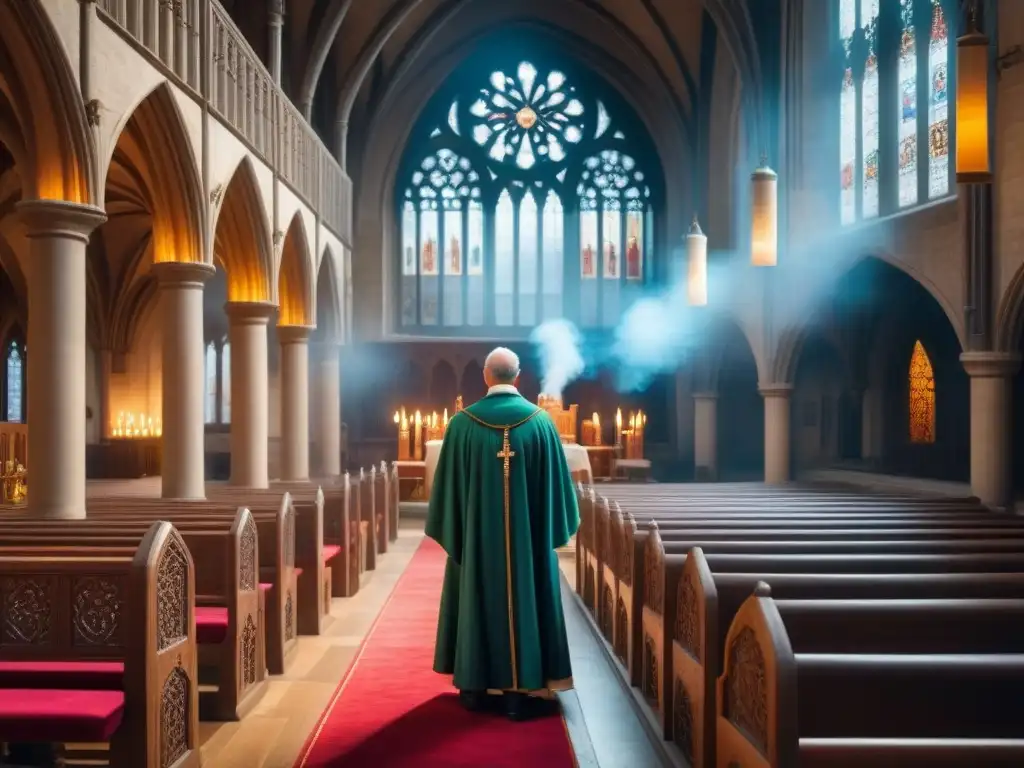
0,522 -> 200,768
716,585 -> 1024,767
0,508 -> 265,721
52,495 -> 297,675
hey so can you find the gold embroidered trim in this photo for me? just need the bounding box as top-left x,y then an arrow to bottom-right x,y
460,405 -> 542,692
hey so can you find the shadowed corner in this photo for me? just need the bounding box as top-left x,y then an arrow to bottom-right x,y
304,693 -> 573,768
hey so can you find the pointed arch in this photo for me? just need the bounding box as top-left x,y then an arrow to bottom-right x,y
212,156 -> 273,303
105,82 -> 205,265
908,339 -> 936,444
315,244 -> 343,341
277,214 -> 314,327
0,0 -> 95,203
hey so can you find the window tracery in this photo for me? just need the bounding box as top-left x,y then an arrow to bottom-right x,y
839,0 -> 954,224
908,339 -> 935,444
397,55 -> 658,334
5,341 -> 23,423
204,337 -> 230,426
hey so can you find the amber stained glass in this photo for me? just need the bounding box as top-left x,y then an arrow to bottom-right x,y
908,340 -> 936,444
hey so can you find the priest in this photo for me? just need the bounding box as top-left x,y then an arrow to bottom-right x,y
426,347 -> 580,721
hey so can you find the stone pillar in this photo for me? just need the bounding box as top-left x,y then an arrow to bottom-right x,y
279,326 -> 311,481
761,384 -> 793,484
226,302 -> 274,488
313,341 -> 342,477
268,0 -> 284,85
961,352 -> 1020,509
17,200 -> 106,519
154,262 -> 214,499
693,392 -> 718,481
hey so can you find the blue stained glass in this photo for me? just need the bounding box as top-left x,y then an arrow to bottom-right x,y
204,342 -> 217,424
898,0 -> 918,208
5,343 -> 22,423
494,191 -> 514,326
518,191 -> 538,325
928,0 -> 949,198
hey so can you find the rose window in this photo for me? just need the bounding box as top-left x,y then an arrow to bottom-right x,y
468,61 -> 586,170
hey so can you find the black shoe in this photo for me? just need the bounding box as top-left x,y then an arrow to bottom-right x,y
458,689 -> 492,713
504,692 -> 561,721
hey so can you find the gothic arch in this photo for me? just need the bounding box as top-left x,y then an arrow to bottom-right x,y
0,0 -> 95,204
298,0 -> 356,119
692,311 -> 768,391
771,252 -> 965,385
104,82 -> 205,265
995,260 -> 1024,352
315,244 -> 343,341
277,213 -> 314,327
212,156 -> 273,303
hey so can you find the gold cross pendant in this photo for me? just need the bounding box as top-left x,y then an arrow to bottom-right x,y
497,428 -> 515,477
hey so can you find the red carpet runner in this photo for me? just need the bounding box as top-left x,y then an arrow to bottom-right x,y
295,538 -> 577,768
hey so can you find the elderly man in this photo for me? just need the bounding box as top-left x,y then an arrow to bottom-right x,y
426,347 -> 580,721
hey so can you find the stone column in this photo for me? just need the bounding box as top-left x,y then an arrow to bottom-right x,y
861,387 -> 884,464
961,352 -> 1020,509
17,200 -> 106,519
268,0 -> 284,85
313,341 -> 342,477
226,302 -> 275,488
693,392 -> 718,481
154,262 -> 214,499
279,326 -> 311,481
761,384 -> 793,484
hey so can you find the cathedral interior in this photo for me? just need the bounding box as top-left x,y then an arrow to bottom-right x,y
0,0 -> 1022,766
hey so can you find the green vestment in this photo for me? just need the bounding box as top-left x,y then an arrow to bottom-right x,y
426,391 -> 581,693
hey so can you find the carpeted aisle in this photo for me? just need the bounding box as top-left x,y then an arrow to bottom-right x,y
295,538 -> 578,768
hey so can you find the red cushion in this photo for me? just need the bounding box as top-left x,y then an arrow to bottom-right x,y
195,606 -> 229,645
0,661 -> 123,690
0,689 -> 124,742
322,545 -> 341,564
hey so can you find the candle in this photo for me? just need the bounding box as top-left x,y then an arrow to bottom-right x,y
398,413 -> 410,461
592,412 -> 602,446
615,408 -> 622,448
414,411 -> 423,460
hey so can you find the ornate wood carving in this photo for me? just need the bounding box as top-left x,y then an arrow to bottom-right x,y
241,613 -> 258,687
723,627 -> 768,756
239,517 -> 257,592
674,571 -> 700,662
2,577 -> 54,644
643,536 -> 662,612
157,537 -> 189,650
160,665 -> 189,768
642,635 -> 659,707
600,583 -> 614,640
72,577 -> 122,646
85,99 -> 101,127
672,679 -> 695,765
614,598 -> 629,663
622,517 -> 635,587
284,590 -> 294,641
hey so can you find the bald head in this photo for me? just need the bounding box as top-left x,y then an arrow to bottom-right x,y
484,347 -> 521,387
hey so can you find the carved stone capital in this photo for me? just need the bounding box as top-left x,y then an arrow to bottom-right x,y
960,351 -> 1021,379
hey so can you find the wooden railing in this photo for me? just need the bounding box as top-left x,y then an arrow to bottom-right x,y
95,0 -> 350,242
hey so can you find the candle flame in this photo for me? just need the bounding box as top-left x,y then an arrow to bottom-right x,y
592,412 -> 600,426
615,408 -> 622,427
415,411 -> 422,424
394,411 -> 400,424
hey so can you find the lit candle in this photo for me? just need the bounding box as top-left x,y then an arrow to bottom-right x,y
615,408 -> 622,448
414,411 -> 423,460
398,413 -> 410,461
443,407 -> 449,432
592,412 -> 601,446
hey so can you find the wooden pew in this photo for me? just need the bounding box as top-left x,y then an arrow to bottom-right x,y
389,461 -> 400,543
205,484 -> 330,636
0,509 -> 265,721
374,462 -> 390,553
0,522 -> 201,768
50,495 -> 297,675
716,585 -> 1024,767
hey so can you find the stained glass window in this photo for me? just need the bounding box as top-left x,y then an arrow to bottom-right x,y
839,0 -> 954,224
220,339 -> 231,424
898,0 -> 918,208
928,0 -> 949,198
5,342 -> 22,423
204,341 -> 217,424
908,340 -> 935,443
399,57 -> 656,332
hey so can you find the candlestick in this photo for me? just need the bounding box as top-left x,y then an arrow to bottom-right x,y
414,410 -> 423,461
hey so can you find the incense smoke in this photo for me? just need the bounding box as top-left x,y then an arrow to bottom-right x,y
530,319 -> 586,398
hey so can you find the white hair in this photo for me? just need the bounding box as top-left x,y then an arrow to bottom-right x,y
484,347 -> 521,384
